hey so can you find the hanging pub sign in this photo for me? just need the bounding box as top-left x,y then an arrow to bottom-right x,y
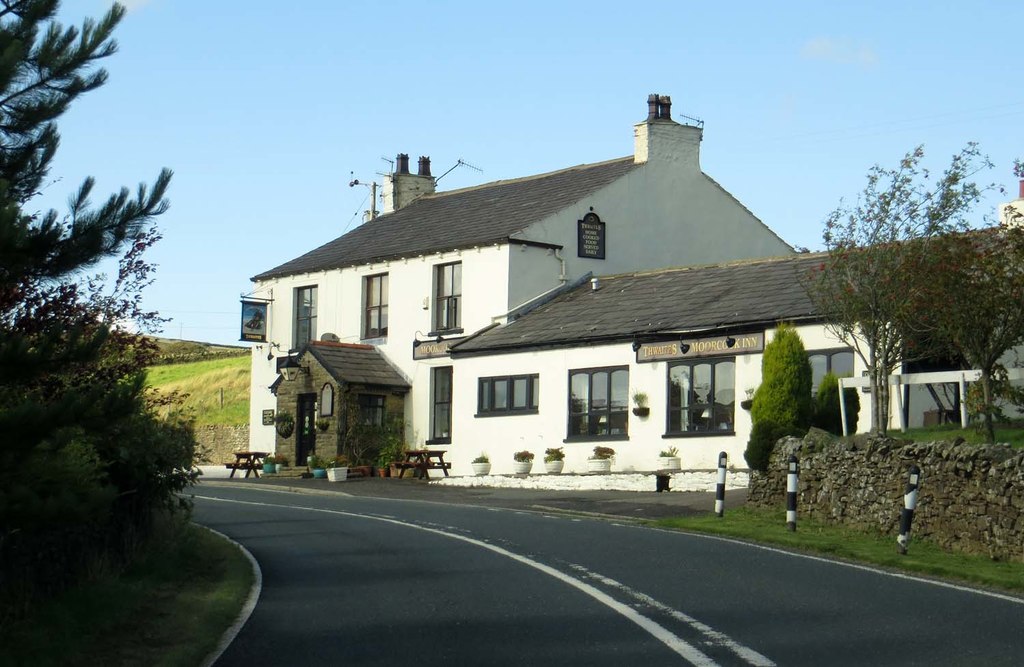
577,211 -> 605,259
240,300 -> 268,342
635,332 -> 764,363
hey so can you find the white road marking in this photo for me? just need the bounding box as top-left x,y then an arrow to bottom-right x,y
568,564 -> 775,666
196,494 -> 772,666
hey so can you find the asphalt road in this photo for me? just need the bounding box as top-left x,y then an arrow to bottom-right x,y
193,484 -> 1024,666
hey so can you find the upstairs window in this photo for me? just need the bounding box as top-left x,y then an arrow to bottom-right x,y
294,285 -> 317,345
434,262 -> 461,332
363,273 -> 389,339
478,374 -> 539,415
568,366 -> 628,439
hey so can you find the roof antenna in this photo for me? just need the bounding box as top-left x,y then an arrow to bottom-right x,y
435,158 -> 483,184
348,171 -> 379,220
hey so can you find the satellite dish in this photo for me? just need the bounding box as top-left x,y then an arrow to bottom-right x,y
320,332 -> 340,343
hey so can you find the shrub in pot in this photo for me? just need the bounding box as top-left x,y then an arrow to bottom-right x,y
512,450 -> 534,475
543,447 -> 565,474
471,453 -> 491,476
587,446 -> 615,473
657,446 -> 681,470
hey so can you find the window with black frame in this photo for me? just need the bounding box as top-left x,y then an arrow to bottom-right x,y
478,374 -> 539,415
430,366 -> 452,443
567,367 -> 628,439
667,359 -> 735,434
363,273 -> 388,339
294,285 -> 317,345
809,350 -> 855,394
434,262 -> 461,332
357,394 -> 385,426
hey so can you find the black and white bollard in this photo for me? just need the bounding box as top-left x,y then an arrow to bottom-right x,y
786,455 -> 799,532
715,451 -> 728,517
897,465 -> 921,555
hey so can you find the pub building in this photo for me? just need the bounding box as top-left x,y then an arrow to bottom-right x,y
243,94 -> 877,474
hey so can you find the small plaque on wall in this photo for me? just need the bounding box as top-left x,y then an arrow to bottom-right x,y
577,212 -> 605,259
262,409 -> 275,425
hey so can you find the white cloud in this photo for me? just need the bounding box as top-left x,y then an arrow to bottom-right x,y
801,36 -> 878,67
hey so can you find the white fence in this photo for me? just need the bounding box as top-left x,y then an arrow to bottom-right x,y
838,368 -> 1024,435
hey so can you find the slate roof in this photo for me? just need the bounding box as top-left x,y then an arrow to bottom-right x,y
252,157 -> 640,281
305,341 -> 410,389
452,253 -> 825,355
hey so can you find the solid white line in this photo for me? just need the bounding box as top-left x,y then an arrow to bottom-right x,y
196,524 -> 263,667
653,528 -> 1024,606
195,495 -> 728,666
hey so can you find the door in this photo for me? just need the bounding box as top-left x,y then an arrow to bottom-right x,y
296,393 -> 317,466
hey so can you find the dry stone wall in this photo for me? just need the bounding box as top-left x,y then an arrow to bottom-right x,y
748,430 -> 1024,562
195,425 -> 250,464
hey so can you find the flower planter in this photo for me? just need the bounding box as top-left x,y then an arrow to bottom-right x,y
631,406 -> 650,417
263,462 -> 276,474
657,456 -> 681,471
512,461 -> 533,475
740,399 -> 753,411
275,463 -> 284,473
587,458 -> 612,473
327,467 -> 348,482
544,460 -> 564,474
312,468 -> 327,479
471,462 -> 491,476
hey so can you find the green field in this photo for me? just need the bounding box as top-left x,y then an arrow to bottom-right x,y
899,423 -> 1024,448
147,354 -> 250,426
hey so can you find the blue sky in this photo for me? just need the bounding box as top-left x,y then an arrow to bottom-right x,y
44,1 -> 1024,345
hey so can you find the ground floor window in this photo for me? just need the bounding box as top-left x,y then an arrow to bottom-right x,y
357,394 -> 385,426
809,349 -> 855,393
568,366 -> 628,439
478,374 -> 539,415
668,358 -> 735,434
430,366 -> 452,443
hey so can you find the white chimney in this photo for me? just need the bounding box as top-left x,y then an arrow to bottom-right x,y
381,153 -> 436,214
999,179 -> 1024,227
633,93 -> 703,168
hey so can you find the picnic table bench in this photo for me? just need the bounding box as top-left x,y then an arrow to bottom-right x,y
224,451 -> 269,478
394,449 -> 451,479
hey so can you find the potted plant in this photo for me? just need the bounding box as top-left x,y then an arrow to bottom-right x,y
263,454 -> 277,474
308,454 -> 328,479
512,450 -> 534,475
316,418 -> 331,432
543,447 -> 565,474
275,412 -> 295,438
631,391 -> 650,417
658,446 -> 681,471
740,388 -> 755,411
327,454 -> 349,482
272,453 -> 288,473
588,446 -> 615,473
471,453 -> 491,476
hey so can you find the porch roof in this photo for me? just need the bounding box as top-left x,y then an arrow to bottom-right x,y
305,341 -> 410,390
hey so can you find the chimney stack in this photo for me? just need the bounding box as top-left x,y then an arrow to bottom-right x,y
381,151 -> 437,214
634,92 -> 701,166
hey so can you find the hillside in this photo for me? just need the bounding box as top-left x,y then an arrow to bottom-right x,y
147,341 -> 250,427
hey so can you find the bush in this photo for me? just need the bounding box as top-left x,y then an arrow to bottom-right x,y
746,324 -> 812,470
812,372 -> 861,435
744,420 -> 803,472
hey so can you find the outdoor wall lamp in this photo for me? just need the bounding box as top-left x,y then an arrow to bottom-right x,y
278,355 -> 307,382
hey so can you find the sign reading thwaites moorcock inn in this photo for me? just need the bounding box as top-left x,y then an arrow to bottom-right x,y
636,332 -> 764,363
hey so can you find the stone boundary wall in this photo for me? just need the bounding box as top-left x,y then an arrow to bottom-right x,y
748,430 -> 1024,562
195,425 -> 250,464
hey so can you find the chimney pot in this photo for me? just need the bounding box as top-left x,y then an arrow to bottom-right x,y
591,277 -> 600,291
418,155 -> 432,177
647,94 -> 660,121
396,153 -> 410,174
659,95 -> 672,120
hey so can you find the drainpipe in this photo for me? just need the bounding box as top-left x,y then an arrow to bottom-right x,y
554,248 -> 567,283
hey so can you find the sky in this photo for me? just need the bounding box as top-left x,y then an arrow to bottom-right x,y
41,1 -> 1024,345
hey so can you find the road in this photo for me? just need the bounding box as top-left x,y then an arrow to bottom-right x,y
194,484 -> 1024,666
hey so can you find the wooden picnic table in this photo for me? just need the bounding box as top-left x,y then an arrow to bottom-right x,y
225,451 -> 269,478
393,449 -> 451,479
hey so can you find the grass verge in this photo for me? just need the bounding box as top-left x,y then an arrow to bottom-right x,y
656,507 -> 1024,594
147,355 -> 250,426
899,423 -> 1024,448
0,518 -> 254,667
